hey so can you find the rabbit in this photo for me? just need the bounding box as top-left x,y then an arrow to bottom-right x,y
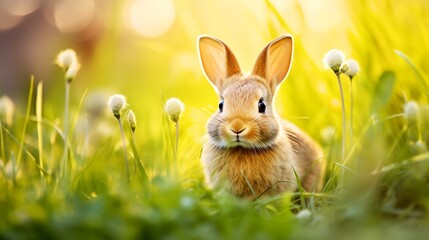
197,34 -> 324,199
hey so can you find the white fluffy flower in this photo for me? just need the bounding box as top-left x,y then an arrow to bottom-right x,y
323,49 -> 345,73
296,209 -> 312,220
65,63 -> 80,82
0,96 -> 14,125
165,98 -> 184,123
108,94 -> 126,118
404,101 -> 419,122
84,91 -> 109,119
56,49 -> 80,82
56,49 -> 78,70
127,110 -> 137,131
344,59 -> 359,78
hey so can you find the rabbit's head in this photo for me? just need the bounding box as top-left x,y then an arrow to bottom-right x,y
198,35 -> 294,148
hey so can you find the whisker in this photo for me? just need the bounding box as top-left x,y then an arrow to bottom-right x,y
285,116 -> 310,120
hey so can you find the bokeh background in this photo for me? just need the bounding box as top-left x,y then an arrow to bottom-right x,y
2,0 -> 429,177
1,1 -> 429,239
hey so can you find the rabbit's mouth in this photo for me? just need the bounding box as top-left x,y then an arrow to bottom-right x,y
235,134 -> 241,143
225,135 -> 254,148
221,134 -> 246,147
220,135 -> 276,149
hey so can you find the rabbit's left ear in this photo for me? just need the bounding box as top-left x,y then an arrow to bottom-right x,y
198,35 -> 241,92
252,35 -> 293,90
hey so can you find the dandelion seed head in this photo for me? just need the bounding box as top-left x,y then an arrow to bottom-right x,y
344,59 -> 359,78
404,101 -> 419,122
340,64 -> 349,73
65,63 -> 80,83
0,96 -> 14,125
165,98 -> 184,123
128,110 -> 137,132
108,94 -> 126,118
323,49 -> 345,73
84,91 -> 109,120
56,49 -> 78,70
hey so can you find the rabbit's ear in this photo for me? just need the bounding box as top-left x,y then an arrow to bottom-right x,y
198,35 -> 241,91
252,35 -> 293,90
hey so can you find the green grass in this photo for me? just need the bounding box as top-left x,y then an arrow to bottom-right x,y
1,0 -> 429,239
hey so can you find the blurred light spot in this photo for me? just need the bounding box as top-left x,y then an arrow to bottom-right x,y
299,0 -> 342,32
180,196 -> 194,209
54,0 -> 95,33
320,126 -> 336,144
172,52 -> 196,73
175,53 -> 195,70
330,98 -> 341,109
42,3 -> 56,26
170,53 -> 200,77
128,0 -> 175,38
3,0 -> 41,16
316,82 -> 328,95
0,9 -> 22,31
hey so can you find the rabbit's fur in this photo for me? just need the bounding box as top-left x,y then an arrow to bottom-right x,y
198,35 -> 323,199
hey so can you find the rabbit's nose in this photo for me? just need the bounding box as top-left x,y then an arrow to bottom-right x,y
228,118 -> 247,135
230,128 -> 246,134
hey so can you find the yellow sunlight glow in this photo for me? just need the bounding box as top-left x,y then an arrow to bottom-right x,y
299,0 -> 343,32
129,0 -> 175,38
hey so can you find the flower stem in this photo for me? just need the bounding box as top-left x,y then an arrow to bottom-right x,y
350,78 -> 354,148
174,122 -> 179,177
129,130 -> 149,183
61,82 -> 70,179
117,117 -> 130,183
0,119 -> 5,161
336,73 -> 346,163
130,132 -> 137,174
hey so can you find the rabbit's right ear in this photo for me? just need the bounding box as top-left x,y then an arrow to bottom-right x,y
252,35 -> 293,91
198,35 -> 241,91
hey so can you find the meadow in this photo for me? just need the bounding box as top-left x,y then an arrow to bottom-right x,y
1,0 -> 429,239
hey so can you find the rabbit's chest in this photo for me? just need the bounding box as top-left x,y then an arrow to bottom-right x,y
205,146 -> 298,198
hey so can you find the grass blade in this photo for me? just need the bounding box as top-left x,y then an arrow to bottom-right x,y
291,164 -> 307,209
36,82 -> 44,177
129,130 -> 149,184
16,75 -> 34,166
68,89 -> 88,176
395,50 -> 429,96
0,119 -> 5,161
264,0 -> 291,32
240,169 -> 256,198
1,125 -> 48,175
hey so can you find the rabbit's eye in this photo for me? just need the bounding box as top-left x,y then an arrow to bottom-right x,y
219,100 -> 224,112
258,99 -> 266,113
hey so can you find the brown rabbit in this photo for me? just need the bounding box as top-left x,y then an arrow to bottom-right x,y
198,35 -> 324,199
